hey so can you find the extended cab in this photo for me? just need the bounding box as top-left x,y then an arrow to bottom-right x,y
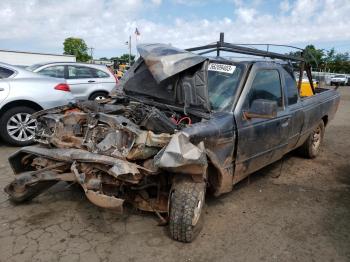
4,39 -> 340,243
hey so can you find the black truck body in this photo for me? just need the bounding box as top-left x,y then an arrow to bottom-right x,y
4,36 -> 340,242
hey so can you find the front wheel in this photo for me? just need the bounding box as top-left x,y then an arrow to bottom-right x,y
0,106 -> 37,146
298,121 -> 325,158
169,179 -> 206,243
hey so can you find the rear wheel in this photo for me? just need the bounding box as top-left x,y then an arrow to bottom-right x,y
89,92 -> 108,101
0,106 -> 37,146
299,121 -> 325,158
169,179 -> 206,243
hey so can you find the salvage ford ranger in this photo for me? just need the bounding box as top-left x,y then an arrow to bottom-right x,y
4,36 -> 340,243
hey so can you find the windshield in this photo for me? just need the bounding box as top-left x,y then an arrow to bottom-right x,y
207,63 -> 242,111
334,75 -> 345,78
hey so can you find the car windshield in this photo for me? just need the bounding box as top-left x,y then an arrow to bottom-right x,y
207,63 -> 242,111
334,75 -> 345,78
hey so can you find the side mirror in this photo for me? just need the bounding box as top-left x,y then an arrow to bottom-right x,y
244,99 -> 278,119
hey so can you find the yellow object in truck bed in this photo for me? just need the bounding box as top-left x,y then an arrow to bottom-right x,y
300,80 -> 318,97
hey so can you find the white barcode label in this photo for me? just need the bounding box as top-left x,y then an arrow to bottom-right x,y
208,63 -> 236,74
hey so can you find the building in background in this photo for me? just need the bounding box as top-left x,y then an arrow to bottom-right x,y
91,59 -> 114,66
0,49 -> 76,66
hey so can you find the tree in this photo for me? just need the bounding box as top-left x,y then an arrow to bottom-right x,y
99,57 -> 109,61
119,54 -> 136,64
63,37 -> 91,62
304,45 -> 325,70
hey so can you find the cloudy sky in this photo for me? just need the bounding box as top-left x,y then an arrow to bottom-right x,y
0,0 -> 349,58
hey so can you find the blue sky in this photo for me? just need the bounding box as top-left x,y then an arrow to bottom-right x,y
0,0 -> 349,58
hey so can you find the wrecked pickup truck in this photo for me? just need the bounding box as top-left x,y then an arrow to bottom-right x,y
4,36 -> 340,243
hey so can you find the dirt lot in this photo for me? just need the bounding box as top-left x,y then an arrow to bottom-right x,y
0,87 -> 349,262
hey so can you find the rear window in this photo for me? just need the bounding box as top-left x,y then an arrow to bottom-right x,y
38,65 -> 65,78
0,67 -> 14,78
207,63 -> 242,111
68,66 -> 94,79
283,69 -> 298,105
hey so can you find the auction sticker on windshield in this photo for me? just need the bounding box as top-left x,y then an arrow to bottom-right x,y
208,63 -> 236,74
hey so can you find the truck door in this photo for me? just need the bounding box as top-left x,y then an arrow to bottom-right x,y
281,68 -> 304,152
234,64 -> 291,182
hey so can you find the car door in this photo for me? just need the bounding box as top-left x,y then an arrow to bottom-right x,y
66,65 -> 98,100
234,64 -> 291,180
0,66 -> 14,104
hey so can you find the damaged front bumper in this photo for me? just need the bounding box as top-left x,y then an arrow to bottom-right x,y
5,101 -> 208,214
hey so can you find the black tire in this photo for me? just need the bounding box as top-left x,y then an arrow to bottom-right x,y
4,181 -> 57,203
169,179 -> 206,243
0,106 -> 37,146
89,91 -> 109,101
298,121 -> 325,158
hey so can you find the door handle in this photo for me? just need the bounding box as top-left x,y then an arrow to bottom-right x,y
281,122 -> 289,127
88,80 -> 95,83
0,88 -> 4,91
281,118 -> 290,128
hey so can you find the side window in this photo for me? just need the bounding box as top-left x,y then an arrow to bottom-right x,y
283,69 -> 298,105
38,66 -> 65,78
92,69 -> 109,78
0,67 -> 15,79
248,69 -> 283,108
68,66 -> 94,79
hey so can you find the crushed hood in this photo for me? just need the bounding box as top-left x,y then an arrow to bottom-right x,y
137,43 -> 207,83
122,44 -> 211,112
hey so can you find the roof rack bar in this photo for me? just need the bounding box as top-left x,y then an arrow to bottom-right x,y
221,42 -> 304,62
228,43 -> 304,51
186,32 -> 304,62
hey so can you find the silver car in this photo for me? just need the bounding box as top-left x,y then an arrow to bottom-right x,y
0,62 -> 75,146
27,62 -> 118,100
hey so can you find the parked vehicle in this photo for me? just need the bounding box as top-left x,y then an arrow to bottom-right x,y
296,76 -> 319,97
27,62 -> 118,100
0,62 -> 74,146
4,38 -> 340,243
330,74 -> 347,86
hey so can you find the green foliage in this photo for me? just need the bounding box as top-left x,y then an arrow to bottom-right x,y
63,37 -> 91,62
110,54 -> 135,65
290,45 -> 350,73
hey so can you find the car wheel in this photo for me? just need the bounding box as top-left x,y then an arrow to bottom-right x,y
0,106 -> 37,146
298,121 -> 325,159
89,92 -> 108,101
169,178 -> 206,243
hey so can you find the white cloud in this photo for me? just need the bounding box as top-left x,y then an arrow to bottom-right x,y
151,0 -> 162,5
0,0 -> 349,57
235,7 -> 257,23
279,0 -> 290,13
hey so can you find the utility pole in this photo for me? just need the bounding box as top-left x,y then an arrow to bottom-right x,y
128,35 -> 131,66
89,47 -> 94,63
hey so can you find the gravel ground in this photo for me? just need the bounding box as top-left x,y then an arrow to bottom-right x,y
0,87 -> 349,262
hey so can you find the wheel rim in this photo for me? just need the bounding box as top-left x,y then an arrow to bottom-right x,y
192,190 -> 205,226
94,95 -> 106,101
6,113 -> 37,142
311,126 -> 321,151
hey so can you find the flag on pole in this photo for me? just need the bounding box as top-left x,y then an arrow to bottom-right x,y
134,27 -> 140,36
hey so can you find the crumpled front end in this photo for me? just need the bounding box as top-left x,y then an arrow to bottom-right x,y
5,100 -> 210,214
